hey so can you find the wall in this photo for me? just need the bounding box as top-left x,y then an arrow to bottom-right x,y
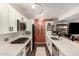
59,7 -> 79,21
69,19 -> 79,22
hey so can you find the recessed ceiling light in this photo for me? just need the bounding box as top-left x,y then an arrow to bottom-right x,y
32,4 -> 35,9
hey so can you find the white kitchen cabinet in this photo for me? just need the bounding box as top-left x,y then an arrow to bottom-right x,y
8,5 -> 27,32
52,43 -> 59,56
46,37 -> 52,56
59,50 -> 65,56
17,47 -> 26,56
15,9 -> 22,21
14,9 -> 28,31
17,40 -> 31,56
0,4 -> 9,34
8,6 -> 17,32
48,39 -> 52,55
0,3 -> 28,34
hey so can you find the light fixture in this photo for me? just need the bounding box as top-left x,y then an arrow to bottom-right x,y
32,3 -> 45,19
32,4 -> 35,9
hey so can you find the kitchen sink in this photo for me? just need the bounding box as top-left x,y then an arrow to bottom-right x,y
10,37 -> 29,44
51,37 -> 59,40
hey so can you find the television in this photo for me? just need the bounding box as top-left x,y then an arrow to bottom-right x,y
69,22 -> 79,34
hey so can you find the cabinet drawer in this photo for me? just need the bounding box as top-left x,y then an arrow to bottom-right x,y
26,41 -> 31,49
59,50 -> 65,56
52,43 -> 59,56
25,41 -> 31,56
17,47 -> 26,56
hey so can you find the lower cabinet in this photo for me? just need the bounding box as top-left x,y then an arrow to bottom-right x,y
52,43 -> 59,56
48,40 -> 52,55
46,38 -> 52,56
17,47 -> 26,56
25,41 -> 31,56
46,37 -> 65,56
59,50 -> 65,56
17,41 -> 31,56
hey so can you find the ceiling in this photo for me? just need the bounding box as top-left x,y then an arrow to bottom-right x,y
9,3 -> 79,20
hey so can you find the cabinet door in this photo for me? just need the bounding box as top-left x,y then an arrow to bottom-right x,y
46,37 -> 52,56
0,4 -> 9,34
52,43 -> 59,56
17,47 -> 26,56
59,50 -> 65,56
9,6 -> 17,32
48,40 -> 52,55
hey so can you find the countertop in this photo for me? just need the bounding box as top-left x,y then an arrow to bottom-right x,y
47,35 -> 79,56
0,35 -> 32,56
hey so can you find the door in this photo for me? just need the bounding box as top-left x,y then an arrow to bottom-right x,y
34,19 -> 45,44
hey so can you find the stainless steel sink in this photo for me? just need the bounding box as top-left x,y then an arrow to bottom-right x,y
10,37 -> 29,44
51,37 -> 59,40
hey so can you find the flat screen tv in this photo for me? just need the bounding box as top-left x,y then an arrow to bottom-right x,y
69,23 -> 79,34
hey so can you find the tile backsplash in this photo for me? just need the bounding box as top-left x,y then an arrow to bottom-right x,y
0,31 -> 22,45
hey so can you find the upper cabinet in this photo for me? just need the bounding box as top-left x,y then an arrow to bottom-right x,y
14,9 -> 27,31
8,4 -> 27,32
0,3 -> 27,34
0,4 -> 9,34
8,5 -> 17,32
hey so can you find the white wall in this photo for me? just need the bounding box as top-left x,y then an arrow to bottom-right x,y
59,6 -> 79,21
69,19 -> 79,22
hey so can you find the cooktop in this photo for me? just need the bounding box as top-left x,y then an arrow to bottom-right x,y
10,37 -> 29,44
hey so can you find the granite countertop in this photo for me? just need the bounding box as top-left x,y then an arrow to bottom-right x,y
0,35 -> 32,56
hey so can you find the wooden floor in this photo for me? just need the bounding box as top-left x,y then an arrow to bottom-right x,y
29,44 -> 50,56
